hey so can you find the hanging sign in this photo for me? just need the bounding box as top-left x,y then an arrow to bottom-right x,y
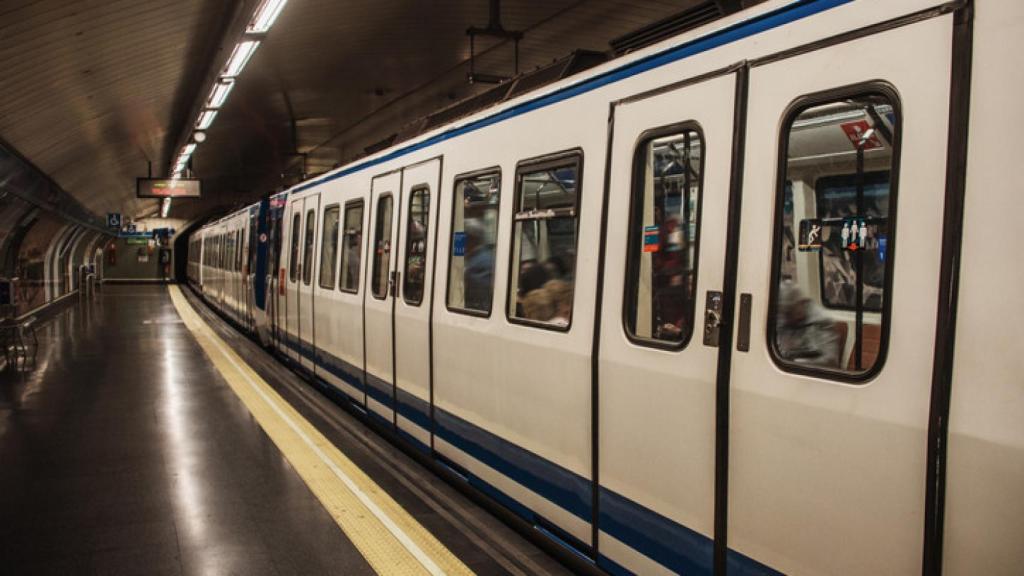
642,225 -> 660,253
840,120 -> 882,150
137,177 -> 201,198
798,219 -> 823,252
107,213 -> 122,229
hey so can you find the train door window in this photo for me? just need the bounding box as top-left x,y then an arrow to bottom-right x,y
507,152 -> 581,329
237,229 -> 244,271
302,209 -> 316,286
339,200 -> 364,293
624,126 -> 703,347
446,171 -> 500,315
370,195 -> 393,299
319,205 -> 340,289
289,213 -> 301,282
402,186 -> 430,305
769,88 -> 900,380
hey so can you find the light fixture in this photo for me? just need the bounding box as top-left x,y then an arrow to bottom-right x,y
183,143 -> 197,156
193,131 -> 207,144
196,110 -> 218,130
207,79 -> 235,109
248,0 -> 289,33
161,198 -> 172,218
223,40 -> 260,78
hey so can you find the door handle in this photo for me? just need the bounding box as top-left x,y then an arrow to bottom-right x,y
388,271 -> 400,298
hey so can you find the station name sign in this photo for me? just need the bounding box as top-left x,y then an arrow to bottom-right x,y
137,177 -> 201,199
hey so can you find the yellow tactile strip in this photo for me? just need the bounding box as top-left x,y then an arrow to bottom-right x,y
168,286 -> 474,576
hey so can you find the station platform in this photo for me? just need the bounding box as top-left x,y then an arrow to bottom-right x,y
0,285 -> 571,575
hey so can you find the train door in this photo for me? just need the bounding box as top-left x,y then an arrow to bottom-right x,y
364,171 -> 401,425
269,200 -> 285,351
393,158 -> 441,450
284,199 -> 303,363
597,73 -> 735,574
727,16 -> 955,575
298,194 -> 321,372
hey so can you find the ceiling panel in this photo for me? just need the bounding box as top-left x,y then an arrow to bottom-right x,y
0,0 -> 750,224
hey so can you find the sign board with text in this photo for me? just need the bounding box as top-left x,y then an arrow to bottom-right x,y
137,178 -> 201,199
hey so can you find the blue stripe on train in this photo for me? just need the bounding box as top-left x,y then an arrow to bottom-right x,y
276,334 -> 781,574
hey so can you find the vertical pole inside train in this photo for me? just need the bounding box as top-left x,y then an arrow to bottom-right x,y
854,126 -> 866,372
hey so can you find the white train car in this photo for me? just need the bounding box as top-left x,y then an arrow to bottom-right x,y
189,0 -> 1023,574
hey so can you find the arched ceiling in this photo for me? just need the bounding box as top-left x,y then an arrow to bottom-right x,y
0,0 -> 754,225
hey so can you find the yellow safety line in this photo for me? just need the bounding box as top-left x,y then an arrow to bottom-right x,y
168,285 -> 474,576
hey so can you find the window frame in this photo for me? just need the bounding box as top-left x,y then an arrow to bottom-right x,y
766,81 -> 902,384
318,204 -> 341,290
402,185 -> 431,307
302,208 -> 316,286
504,148 -> 583,332
444,167 -> 502,318
289,212 -> 301,282
370,193 -> 394,301
621,122 -> 706,351
339,199 -> 365,295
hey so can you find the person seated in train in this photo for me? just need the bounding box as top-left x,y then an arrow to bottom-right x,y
522,284 -> 556,322
515,261 -> 551,317
345,227 -> 361,285
542,255 -> 569,281
775,280 -> 840,367
463,220 -> 495,310
544,279 -> 573,326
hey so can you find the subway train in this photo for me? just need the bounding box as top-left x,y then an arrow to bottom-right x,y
186,0 -> 1023,574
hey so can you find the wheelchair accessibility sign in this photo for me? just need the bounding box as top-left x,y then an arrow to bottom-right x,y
107,213 -> 122,229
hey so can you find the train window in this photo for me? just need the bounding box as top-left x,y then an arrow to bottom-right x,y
319,205 -> 340,290
446,171 -> 500,315
371,195 -> 393,299
403,187 -> 430,306
624,127 -> 703,347
769,88 -> 899,380
289,213 -> 301,282
302,209 -> 316,286
339,200 -> 364,294
507,153 -> 581,329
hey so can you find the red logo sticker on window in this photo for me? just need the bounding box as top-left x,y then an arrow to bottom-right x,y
841,120 -> 882,150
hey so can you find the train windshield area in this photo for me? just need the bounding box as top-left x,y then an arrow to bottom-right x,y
771,92 -> 898,377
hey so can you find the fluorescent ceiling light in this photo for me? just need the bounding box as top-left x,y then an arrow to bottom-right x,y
183,143 -> 197,155
249,0 -> 289,33
196,110 -> 218,130
207,80 -> 235,109
223,40 -> 260,77
161,198 -> 172,218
